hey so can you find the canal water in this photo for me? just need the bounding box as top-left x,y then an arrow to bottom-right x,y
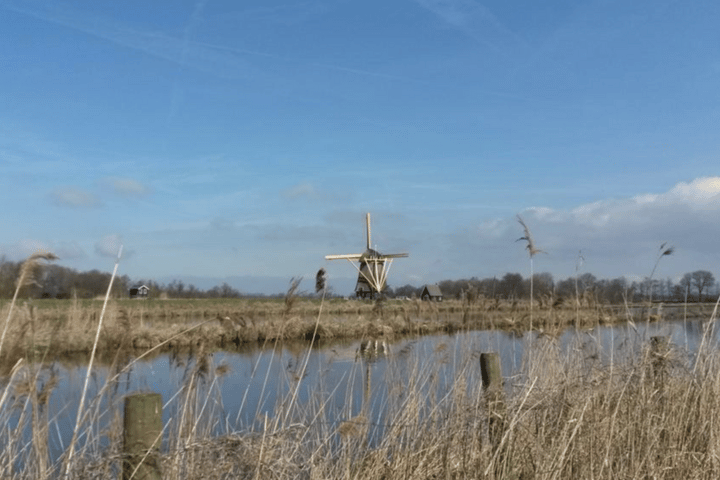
12,314 -> 720,463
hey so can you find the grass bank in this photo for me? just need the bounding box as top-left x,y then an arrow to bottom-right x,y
0,297 -> 712,367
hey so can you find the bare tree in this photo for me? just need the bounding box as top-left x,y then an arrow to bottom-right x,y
691,270 -> 715,302
679,273 -> 693,300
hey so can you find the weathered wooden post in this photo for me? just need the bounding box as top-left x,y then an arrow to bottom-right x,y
480,353 -> 506,452
123,393 -> 162,480
650,336 -> 670,385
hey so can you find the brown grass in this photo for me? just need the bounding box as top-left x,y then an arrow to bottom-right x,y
0,297 -> 710,368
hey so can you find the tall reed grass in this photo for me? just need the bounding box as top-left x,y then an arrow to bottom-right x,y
1,303 -> 719,478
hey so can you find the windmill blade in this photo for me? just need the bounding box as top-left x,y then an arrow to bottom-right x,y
366,212 -> 371,250
325,254 -> 363,260
379,259 -> 394,289
379,253 -> 409,259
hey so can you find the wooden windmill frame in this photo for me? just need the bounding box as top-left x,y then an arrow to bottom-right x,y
326,213 -> 408,298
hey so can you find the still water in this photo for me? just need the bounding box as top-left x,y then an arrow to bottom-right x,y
29,315 -> 720,460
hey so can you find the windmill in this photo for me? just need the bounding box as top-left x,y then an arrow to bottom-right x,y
326,213 -> 408,299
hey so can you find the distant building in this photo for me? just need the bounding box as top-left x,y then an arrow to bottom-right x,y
129,285 -> 150,299
421,284 -> 443,302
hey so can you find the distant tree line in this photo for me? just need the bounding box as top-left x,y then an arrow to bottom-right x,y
0,258 -> 131,299
0,257 -> 244,300
389,270 -> 718,305
0,255 -> 716,304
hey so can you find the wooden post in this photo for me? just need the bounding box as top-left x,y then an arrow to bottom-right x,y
480,353 -> 506,452
650,336 -> 670,384
650,336 -> 670,450
123,393 -> 162,480
480,353 -> 502,392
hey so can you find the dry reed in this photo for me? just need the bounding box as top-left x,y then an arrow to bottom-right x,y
0,251 -> 58,363
2,252 -> 720,479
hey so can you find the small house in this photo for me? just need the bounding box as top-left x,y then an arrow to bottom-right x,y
421,284 -> 443,302
129,285 -> 150,299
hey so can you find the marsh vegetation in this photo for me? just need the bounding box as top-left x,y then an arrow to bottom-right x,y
0,296 -> 714,365
1,253 -> 720,478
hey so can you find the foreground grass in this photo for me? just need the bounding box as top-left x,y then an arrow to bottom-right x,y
3,315 -> 719,479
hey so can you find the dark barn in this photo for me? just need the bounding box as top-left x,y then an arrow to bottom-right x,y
421,284 -> 443,302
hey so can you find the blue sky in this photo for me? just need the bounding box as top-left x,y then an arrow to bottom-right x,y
1,0 -> 719,295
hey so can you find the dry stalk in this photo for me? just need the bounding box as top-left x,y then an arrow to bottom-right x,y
64,245 -> 122,476
282,269 -> 327,427
516,215 -> 544,332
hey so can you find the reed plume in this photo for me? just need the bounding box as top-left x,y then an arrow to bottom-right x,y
646,243 -> 674,321
315,268 -> 326,294
0,250 -> 58,362
516,215 -> 544,258
283,277 -> 303,316
650,243 -> 674,281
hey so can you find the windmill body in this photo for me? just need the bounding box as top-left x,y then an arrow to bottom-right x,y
326,213 -> 408,298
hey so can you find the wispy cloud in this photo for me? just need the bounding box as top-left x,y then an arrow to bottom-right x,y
94,234 -> 125,258
0,239 -> 52,261
212,3 -> 332,27
259,224 -> 328,242
102,176 -> 152,198
415,0 -> 479,29
1,0 -> 419,87
0,240 -> 85,263
0,0 -> 269,81
49,187 -> 101,208
283,182 -> 318,200
281,182 -> 354,206
413,0 -> 525,51
55,241 -> 87,260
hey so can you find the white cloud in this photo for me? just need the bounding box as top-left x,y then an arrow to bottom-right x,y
506,177 -> 720,235
521,177 -> 720,266
668,177 -> 720,203
434,177 -> 720,282
49,187 -> 101,208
